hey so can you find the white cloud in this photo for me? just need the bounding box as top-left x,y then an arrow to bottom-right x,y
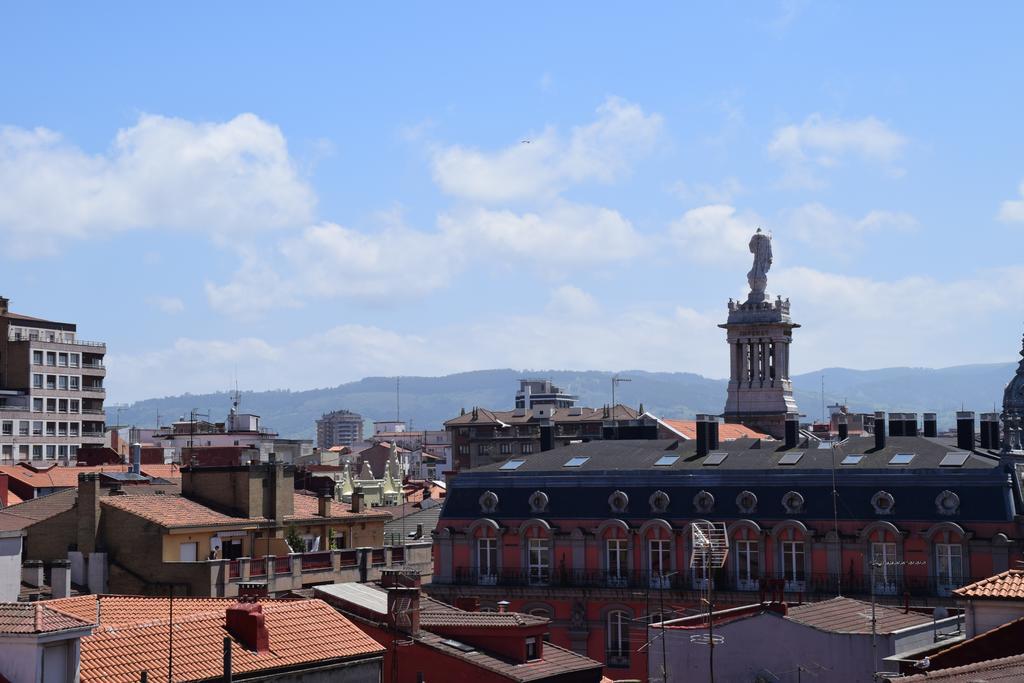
768,114 -> 907,187
0,114 -> 315,256
546,285 -> 600,318
784,203 -> 917,253
430,97 -> 663,202
671,177 -> 744,204
998,180 -> 1024,223
148,296 -> 185,314
669,204 -> 762,264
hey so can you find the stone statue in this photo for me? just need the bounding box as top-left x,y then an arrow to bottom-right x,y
747,228 -> 773,303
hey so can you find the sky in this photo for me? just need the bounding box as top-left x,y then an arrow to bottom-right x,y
3,2 -> 1024,404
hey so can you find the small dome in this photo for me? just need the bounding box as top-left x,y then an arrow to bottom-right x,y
1004,334 -> 1024,415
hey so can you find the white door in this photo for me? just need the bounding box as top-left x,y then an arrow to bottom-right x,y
179,542 -> 198,562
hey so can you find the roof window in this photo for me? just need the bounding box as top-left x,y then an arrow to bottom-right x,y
499,460 -> 526,471
778,451 -> 804,466
703,452 -> 728,466
563,456 -> 589,467
654,455 -> 679,466
939,452 -> 970,467
888,453 -> 915,465
440,638 -> 475,653
840,455 -> 864,465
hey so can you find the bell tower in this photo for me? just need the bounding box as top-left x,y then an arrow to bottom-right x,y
720,230 -> 799,438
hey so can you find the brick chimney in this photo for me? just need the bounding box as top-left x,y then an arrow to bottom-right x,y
0,296 -> 8,315
318,492 -> 331,517
386,586 -> 420,636
226,601 -> 270,653
77,473 -> 101,553
351,487 -> 363,514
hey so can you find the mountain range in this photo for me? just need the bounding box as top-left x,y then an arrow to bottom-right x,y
110,363 -> 1019,440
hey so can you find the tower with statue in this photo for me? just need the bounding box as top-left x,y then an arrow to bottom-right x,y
720,229 -> 800,438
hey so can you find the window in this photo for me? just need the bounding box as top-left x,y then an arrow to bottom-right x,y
457,445 -> 470,456
69,353 -> 79,368
940,452 -> 970,467
32,374 -> 43,389
607,539 -> 628,583
32,350 -> 42,365
31,445 -> 43,460
499,442 -> 513,455
781,541 -> 805,585
1,421 -> 11,436
563,456 -> 589,467
18,421 -> 28,436
521,442 -> 533,454
606,611 -> 629,666
477,538 -> 498,583
649,539 -> 672,588
841,455 -> 864,465
45,352 -> 56,366
69,400 -> 79,413
889,453 -> 915,465
45,375 -> 56,390
69,445 -> 78,458
654,455 -> 679,466
32,398 -> 42,412
69,377 -> 79,390
69,423 -> 79,437
57,445 -> 67,458
58,376 -> 68,390
57,353 -> 68,367
1,445 -> 12,460
525,637 -> 540,661
58,422 -> 67,437
528,538 -> 550,585
778,451 -> 804,465
872,542 -> 899,595
500,460 -> 526,471
936,544 -> 963,595
45,422 -> 55,437
31,421 -> 42,436
735,539 -> 760,589
46,399 -> 56,413
58,399 -> 67,413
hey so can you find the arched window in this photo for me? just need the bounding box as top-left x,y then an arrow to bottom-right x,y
640,519 -> 675,589
861,522 -> 903,596
926,522 -> 968,596
468,519 -> 501,586
606,610 -> 630,668
771,521 -> 810,591
729,520 -> 762,591
520,519 -> 553,586
597,520 -> 631,587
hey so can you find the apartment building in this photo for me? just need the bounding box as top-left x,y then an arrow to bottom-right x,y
0,296 -> 106,465
317,409 -> 364,448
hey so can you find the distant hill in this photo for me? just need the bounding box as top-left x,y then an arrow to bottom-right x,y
111,364 -> 1017,440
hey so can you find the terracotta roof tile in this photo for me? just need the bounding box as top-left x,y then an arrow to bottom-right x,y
895,652 -> 1024,682
101,495 -> 259,529
288,492 -> 390,522
785,597 -> 932,634
0,603 -> 93,634
662,419 -> 770,440
0,465 -> 133,489
77,599 -> 382,683
953,570 -> 1024,600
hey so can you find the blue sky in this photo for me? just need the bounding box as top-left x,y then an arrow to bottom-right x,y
3,2 -> 1024,403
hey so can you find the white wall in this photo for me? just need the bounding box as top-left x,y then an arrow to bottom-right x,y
0,535 -> 23,602
968,600 -> 1024,638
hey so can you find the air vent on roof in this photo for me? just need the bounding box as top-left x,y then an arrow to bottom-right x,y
840,455 -> 864,466
499,460 -> 526,471
940,452 -> 970,467
440,638 -> 475,653
778,451 -> 804,466
703,452 -> 728,466
654,455 -> 679,466
563,457 -> 589,467
889,453 -> 915,465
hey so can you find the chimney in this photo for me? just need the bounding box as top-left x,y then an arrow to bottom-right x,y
707,416 -> 720,451
51,560 -> 71,599
784,413 -> 799,449
455,596 -> 480,612
130,442 -> 142,475
386,586 -> 420,635
956,411 -> 975,451
694,415 -> 709,457
225,601 -> 270,653
497,600 -> 509,613
874,412 -> 886,450
904,413 -> 918,437
77,473 -> 101,553
539,423 -> 554,452
888,413 -> 904,437
351,487 -> 363,514
0,296 -> 8,315
923,412 -> 938,438
836,413 -> 848,441
318,492 -> 331,517
980,413 -> 1000,450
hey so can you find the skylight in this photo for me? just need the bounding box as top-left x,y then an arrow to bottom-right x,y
563,456 -> 590,468
703,452 -> 728,466
499,460 -> 526,471
840,455 -> 864,466
778,451 -> 804,465
940,452 -> 970,467
888,453 -> 916,465
654,455 -> 679,466
439,638 -> 475,653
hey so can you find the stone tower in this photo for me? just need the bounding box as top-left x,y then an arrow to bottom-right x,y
720,230 -> 799,438
1001,333 -> 1024,452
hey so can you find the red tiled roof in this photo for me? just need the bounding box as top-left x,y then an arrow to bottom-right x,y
953,570 -> 1024,600
47,595 -> 259,627
70,598 -> 383,683
661,419 -> 770,441
0,465 -> 131,490
895,653 -> 1024,682
0,489 -> 77,531
289,492 -> 391,522
101,495 -> 259,529
0,603 -> 93,634
4,490 -> 23,506
785,597 -> 932,634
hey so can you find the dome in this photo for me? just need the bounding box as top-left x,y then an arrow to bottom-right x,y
1003,334 -> 1024,415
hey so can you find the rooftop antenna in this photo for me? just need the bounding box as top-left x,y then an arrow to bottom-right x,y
396,376 -> 401,424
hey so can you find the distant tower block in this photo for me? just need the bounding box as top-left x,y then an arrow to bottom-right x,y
719,230 -> 800,439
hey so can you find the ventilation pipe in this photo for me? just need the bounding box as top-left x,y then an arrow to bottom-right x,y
695,415 -> 709,457
904,413 -> 918,437
923,413 -> 938,438
874,412 -> 886,450
836,413 -> 848,441
131,442 -> 142,475
980,413 -> 1000,450
956,411 -> 975,451
784,413 -> 799,449
707,416 -> 720,451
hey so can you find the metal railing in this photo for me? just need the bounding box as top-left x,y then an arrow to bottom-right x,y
7,333 -> 106,347
82,386 -> 105,393
81,361 -> 105,369
448,568 -> 981,600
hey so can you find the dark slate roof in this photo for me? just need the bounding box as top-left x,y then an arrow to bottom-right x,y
441,436 -> 1015,524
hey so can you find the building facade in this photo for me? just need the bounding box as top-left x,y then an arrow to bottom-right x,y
0,296 -> 106,465
316,409 -> 364,448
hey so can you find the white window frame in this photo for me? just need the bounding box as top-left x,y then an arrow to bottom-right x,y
649,539 -> 671,588
477,537 -> 498,584
735,539 -> 760,590
935,543 -> 963,596
871,542 -> 898,595
607,538 -> 628,585
781,540 -> 805,590
606,611 -> 629,666
527,538 -> 550,585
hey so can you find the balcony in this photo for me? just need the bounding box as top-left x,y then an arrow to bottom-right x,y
8,332 -> 105,348
444,568 -> 980,603
81,386 -> 105,395
165,542 -> 433,598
